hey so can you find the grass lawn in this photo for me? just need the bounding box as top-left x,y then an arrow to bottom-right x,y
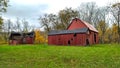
0,44 -> 120,68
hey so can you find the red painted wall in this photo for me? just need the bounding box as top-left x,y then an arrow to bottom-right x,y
48,33 -> 87,46
67,19 -> 87,30
9,37 -> 34,45
48,31 -> 99,46
25,37 -> 34,44
86,31 -> 99,45
9,39 -> 22,45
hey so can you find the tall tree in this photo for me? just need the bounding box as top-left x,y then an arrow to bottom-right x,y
0,17 -> 3,31
98,20 -> 108,43
22,19 -> 30,32
0,0 -> 9,28
58,8 -> 79,29
0,0 -> 9,33
78,2 -> 98,24
47,14 -> 61,30
111,23 -> 119,43
1,19 -> 13,42
15,18 -> 22,32
39,14 -> 52,32
105,28 -> 113,43
39,8 -> 79,32
7,19 -> 12,33
111,2 -> 120,43
78,2 -> 109,28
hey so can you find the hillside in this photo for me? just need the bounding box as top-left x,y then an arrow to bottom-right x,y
0,44 -> 120,68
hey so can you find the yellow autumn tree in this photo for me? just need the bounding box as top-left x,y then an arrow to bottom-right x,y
34,29 -> 47,44
111,23 -> 119,43
97,20 -> 108,43
104,28 -> 113,43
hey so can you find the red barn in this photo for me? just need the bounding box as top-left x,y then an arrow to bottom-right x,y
48,18 -> 99,46
9,31 -> 35,45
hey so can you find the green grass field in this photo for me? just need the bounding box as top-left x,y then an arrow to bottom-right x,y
0,44 -> 120,68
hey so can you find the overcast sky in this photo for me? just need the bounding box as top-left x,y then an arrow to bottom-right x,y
2,0 -> 116,29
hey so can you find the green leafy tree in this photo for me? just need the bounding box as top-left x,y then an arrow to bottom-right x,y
0,0 -> 9,31
0,17 -> 3,30
58,8 -> 79,29
39,14 -> 52,33
0,0 -> 9,13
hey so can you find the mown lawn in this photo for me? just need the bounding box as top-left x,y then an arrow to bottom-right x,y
0,44 -> 120,68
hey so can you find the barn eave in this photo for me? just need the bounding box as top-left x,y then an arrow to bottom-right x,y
48,28 -> 88,35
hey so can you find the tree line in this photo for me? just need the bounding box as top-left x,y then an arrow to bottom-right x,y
0,0 -> 120,44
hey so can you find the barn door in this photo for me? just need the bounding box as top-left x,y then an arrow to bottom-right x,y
58,35 -> 62,45
58,38 -> 62,45
86,39 -> 89,45
68,40 -> 71,45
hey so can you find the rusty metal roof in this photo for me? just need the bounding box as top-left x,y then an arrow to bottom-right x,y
83,21 -> 98,32
48,28 -> 88,35
67,18 -> 98,32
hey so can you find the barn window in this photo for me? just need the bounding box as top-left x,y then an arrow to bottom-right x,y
74,33 -> 76,37
71,38 -> 73,41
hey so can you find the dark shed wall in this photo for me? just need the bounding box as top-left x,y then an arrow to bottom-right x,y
24,37 -> 34,44
9,32 -> 35,45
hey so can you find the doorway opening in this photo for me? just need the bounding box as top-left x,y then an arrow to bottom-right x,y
94,34 -> 96,43
86,39 -> 89,45
68,40 -> 71,45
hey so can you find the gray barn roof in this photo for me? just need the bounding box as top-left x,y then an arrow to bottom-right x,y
48,28 -> 88,35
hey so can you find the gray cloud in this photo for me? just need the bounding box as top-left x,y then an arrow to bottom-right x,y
4,4 -> 48,18
2,1 -> 48,29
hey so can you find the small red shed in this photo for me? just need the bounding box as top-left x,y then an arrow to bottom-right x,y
9,31 -> 35,45
48,18 -> 99,46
